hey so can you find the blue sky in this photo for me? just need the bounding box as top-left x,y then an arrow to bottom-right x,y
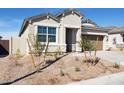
0,8 -> 124,39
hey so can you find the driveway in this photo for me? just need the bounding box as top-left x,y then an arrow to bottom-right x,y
96,51 -> 124,66
73,51 -> 124,66
68,72 -> 124,85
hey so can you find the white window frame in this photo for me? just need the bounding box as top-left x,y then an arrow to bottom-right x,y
37,25 -> 58,44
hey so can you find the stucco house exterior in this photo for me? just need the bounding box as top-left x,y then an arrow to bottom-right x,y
18,9 -> 83,53
9,9 -> 124,54
106,27 -> 124,50
17,9 -> 109,54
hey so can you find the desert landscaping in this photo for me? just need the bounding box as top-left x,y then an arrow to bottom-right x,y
0,52 -> 124,85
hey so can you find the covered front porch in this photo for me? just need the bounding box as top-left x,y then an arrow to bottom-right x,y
65,27 -> 81,52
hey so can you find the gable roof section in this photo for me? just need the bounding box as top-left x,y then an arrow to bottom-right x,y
82,19 -> 98,27
19,13 -> 59,36
19,9 -> 84,37
26,13 -> 59,23
82,26 -> 109,33
56,9 -> 84,19
108,27 -> 124,34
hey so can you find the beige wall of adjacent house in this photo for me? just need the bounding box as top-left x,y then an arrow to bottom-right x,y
108,34 -> 123,48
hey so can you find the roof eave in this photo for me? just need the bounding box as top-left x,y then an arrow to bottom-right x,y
19,20 -> 29,37
56,9 -> 84,18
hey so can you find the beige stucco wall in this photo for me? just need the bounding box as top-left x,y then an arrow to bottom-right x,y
21,24 -> 37,38
10,37 -> 28,55
62,14 -> 82,28
59,13 -> 82,52
18,13 -> 82,53
21,25 -> 29,38
107,34 -> 124,49
32,18 -> 63,52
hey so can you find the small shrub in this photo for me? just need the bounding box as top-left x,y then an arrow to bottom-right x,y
48,78 -> 58,84
94,57 -> 101,65
54,52 -> 58,60
54,47 -> 62,60
75,57 -> 79,61
120,48 -> 123,51
60,70 -> 65,76
15,49 -> 22,59
106,48 -> 111,51
75,67 -> 81,72
83,57 -> 100,65
113,62 -> 120,69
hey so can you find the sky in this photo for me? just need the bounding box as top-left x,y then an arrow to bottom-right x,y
0,8 -> 124,39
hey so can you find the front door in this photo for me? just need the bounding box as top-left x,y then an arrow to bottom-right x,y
66,28 -> 77,52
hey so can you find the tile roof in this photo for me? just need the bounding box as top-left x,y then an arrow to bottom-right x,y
108,27 -> 124,34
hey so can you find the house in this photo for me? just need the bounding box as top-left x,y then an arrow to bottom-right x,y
106,27 -> 124,50
17,9 -> 109,54
10,9 -> 124,55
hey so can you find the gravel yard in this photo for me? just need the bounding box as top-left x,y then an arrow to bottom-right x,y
0,53 -> 124,85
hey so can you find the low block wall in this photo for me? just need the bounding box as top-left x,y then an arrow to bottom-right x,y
10,37 -> 28,55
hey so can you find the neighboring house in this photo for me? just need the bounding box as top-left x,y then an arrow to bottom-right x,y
0,36 -> 9,56
9,9 -> 124,54
107,27 -> 124,50
0,36 -> 2,40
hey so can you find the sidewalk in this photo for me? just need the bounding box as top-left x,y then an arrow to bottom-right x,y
68,72 -> 124,85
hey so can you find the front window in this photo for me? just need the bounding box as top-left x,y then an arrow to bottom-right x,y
113,37 -> 116,45
123,34 -> 124,42
48,27 -> 56,42
38,26 -> 56,42
106,36 -> 109,42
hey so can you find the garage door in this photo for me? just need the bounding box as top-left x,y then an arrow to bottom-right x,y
82,35 -> 103,50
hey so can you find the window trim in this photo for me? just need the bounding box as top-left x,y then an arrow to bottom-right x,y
37,26 -> 57,43
122,34 -> 124,42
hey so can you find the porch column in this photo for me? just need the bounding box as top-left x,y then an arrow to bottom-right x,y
59,24 -> 66,52
76,27 -> 82,52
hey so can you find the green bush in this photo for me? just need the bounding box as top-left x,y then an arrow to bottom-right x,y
16,49 -> 22,59
78,36 -> 94,51
60,70 -> 65,76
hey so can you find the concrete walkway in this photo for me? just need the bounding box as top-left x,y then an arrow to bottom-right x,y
69,51 -> 124,85
68,72 -> 124,85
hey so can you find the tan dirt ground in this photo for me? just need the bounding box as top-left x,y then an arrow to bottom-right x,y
0,53 -> 124,85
